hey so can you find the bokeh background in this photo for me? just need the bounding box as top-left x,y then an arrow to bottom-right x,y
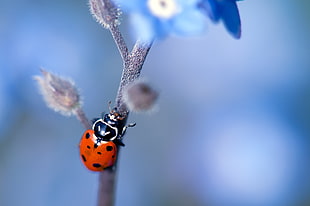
0,0 -> 310,205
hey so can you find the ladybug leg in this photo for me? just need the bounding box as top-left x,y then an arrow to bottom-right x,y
91,118 -> 100,124
114,123 -> 136,147
114,138 -> 125,147
127,123 -> 136,128
122,123 -> 136,136
119,123 -> 136,139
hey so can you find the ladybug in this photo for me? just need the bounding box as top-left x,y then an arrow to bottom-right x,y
79,108 -> 135,172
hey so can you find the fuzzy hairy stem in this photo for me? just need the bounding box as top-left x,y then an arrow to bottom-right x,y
74,108 -> 92,129
109,24 -> 129,62
91,1 -> 153,205
97,39 -> 152,206
116,40 -> 153,115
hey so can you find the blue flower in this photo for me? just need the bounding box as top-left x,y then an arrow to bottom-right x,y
199,0 -> 242,38
115,0 -> 206,42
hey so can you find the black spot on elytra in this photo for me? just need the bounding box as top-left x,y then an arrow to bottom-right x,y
93,163 -> 102,168
112,155 -> 115,158
81,155 -> 87,162
85,133 -> 90,139
94,144 -> 98,148
106,145 -> 113,151
97,152 -> 102,155
87,145 -> 91,149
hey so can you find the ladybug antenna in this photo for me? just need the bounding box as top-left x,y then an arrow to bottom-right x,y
108,101 -> 113,113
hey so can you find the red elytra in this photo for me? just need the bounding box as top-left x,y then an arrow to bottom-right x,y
79,129 -> 117,172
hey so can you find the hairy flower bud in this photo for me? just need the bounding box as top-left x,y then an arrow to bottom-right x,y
89,0 -> 121,28
34,69 -> 81,116
123,80 -> 158,112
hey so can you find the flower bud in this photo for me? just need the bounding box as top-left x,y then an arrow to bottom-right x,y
89,0 -> 121,29
123,80 -> 158,112
34,69 -> 81,116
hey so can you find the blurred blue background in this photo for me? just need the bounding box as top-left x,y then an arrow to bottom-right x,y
0,0 -> 309,205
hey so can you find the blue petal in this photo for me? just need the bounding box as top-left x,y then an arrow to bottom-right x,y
179,0 -> 201,6
219,0 -> 241,38
199,0 -> 221,22
130,13 -> 157,43
199,0 -> 242,38
171,10 -> 206,36
114,0 -> 145,11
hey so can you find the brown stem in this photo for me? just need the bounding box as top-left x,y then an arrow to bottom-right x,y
97,168 -> 117,206
74,107 -> 92,129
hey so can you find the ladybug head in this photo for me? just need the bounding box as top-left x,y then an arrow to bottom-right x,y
107,108 -> 125,122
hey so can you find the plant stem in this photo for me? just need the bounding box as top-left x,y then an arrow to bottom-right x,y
109,24 -> 129,62
90,1 -> 153,205
116,40 -> 153,115
96,39 -> 152,206
97,39 -> 152,206
74,107 -> 92,129
97,168 -> 117,206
